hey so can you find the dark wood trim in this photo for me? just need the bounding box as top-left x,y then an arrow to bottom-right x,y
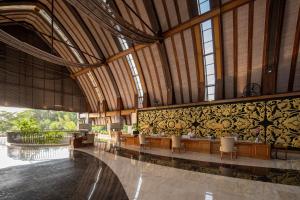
173,0 -> 182,24
139,92 -> 300,111
161,0 -> 171,29
213,15 -> 224,100
288,7 -> 300,91
261,0 -> 286,95
233,9 -> 238,98
247,1 -> 254,86
193,25 -> 205,101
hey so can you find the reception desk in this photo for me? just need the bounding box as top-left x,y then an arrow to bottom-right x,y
121,135 -> 271,160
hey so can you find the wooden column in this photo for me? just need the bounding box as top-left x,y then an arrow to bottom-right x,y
213,15 -> 224,100
261,0 -> 286,95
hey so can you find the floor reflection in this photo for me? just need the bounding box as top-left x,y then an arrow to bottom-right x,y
0,145 -> 128,200
114,147 -> 300,186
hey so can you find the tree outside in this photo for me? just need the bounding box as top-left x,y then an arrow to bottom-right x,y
0,108 -> 78,135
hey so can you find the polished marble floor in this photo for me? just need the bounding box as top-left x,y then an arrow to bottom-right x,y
121,144 -> 300,170
0,140 -> 128,200
79,145 -> 300,200
1,136 -> 300,200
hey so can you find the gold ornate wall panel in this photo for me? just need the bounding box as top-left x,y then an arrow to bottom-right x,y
138,97 -> 300,147
266,98 -> 300,147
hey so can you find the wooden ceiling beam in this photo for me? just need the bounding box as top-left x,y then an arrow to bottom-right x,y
66,0 -> 254,79
71,67 -> 92,78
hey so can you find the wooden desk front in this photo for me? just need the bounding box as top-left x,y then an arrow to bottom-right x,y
121,135 -> 271,159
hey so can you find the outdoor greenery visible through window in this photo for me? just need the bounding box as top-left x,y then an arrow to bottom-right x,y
0,108 -> 78,135
197,0 -> 216,101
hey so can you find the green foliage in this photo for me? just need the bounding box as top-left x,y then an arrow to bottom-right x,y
14,117 -> 40,134
122,125 -> 128,133
0,109 -> 78,133
92,125 -> 108,134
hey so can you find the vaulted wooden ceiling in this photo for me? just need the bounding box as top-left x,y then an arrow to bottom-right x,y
0,0 -> 299,114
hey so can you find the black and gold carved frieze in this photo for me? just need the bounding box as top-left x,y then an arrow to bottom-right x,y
138,98 -> 300,147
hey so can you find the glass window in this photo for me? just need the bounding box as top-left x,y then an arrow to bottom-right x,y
205,64 -> 215,75
206,75 -> 215,85
39,9 -> 84,64
202,29 -> 213,42
204,54 -> 214,65
197,4 -> 216,101
204,42 -> 214,55
197,0 -> 211,14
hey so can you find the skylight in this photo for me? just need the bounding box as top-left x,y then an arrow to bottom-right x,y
38,9 -> 84,64
197,0 -> 215,101
117,33 -> 144,108
197,0 -> 211,14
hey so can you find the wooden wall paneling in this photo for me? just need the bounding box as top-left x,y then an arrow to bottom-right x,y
290,7 -> 300,91
121,56 -> 138,105
102,29 -> 120,55
251,0 -> 267,86
293,45 -> 300,91
147,46 -> 164,105
90,69 -> 106,106
183,28 -> 198,103
84,17 -> 109,58
123,0 -> 146,33
77,76 -> 94,112
134,0 -> 154,35
176,0 -> 190,23
180,31 -> 192,103
165,0 -> 178,28
114,0 -> 150,107
92,23 -> 114,56
247,1 -> 254,86
213,15 -> 224,100
116,59 -> 134,108
119,58 -> 135,108
261,0 -> 286,95
173,32 -> 189,103
193,25 -> 205,101
109,61 -> 129,108
138,49 -> 156,106
150,44 -> 168,105
65,2 -> 105,60
233,9 -> 238,98
157,43 -> 175,106
97,67 -> 117,109
277,0 -> 300,93
103,64 -> 122,110
153,0 -> 170,31
122,57 -> 138,108
131,51 -> 148,105
173,0 -> 182,24
236,4 -> 249,97
41,0 -> 90,63
168,35 -> 183,104
115,0 -> 133,27
81,74 -> 98,111
58,1 -> 101,63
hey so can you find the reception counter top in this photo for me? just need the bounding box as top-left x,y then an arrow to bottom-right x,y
121,135 -> 271,160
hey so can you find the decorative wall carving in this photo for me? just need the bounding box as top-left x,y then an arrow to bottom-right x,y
138,97 -> 300,147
